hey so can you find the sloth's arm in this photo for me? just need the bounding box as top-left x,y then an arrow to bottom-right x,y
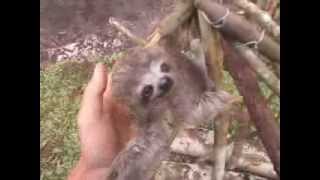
187,39 -> 207,73
187,38 -> 216,90
106,110 -> 177,180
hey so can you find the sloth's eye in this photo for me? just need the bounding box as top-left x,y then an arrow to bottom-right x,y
160,63 -> 170,73
142,85 -> 153,100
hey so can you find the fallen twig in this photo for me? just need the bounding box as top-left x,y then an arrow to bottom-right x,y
145,0 -> 195,47
109,17 -> 146,46
228,157 -> 278,180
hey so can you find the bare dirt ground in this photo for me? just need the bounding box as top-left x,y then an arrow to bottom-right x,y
40,0 -> 174,68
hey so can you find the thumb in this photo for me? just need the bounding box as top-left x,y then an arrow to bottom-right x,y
80,63 -> 108,116
86,63 -> 108,96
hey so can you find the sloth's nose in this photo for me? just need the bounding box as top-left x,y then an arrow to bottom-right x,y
159,76 -> 173,94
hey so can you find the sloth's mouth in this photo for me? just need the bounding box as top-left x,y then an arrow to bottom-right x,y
158,88 -> 172,98
158,76 -> 174,98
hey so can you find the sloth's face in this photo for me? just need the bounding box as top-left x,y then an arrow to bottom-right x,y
111,46 -> 177,117
137,57 -> 174,105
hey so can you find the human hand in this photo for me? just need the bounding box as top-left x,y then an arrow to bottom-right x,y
68,63 -> 135,180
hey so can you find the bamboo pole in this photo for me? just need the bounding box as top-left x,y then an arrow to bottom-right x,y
223,39 -> 280,176
234,45 -> 280,96
194,0 -> 280,63
198,3 -> 230,178
234,0 -> 280,42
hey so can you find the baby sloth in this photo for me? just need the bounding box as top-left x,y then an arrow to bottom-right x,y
108,40 -> 235,180
111,39 -> 217,131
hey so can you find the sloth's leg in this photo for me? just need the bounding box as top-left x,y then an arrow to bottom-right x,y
188,91 -> 234,126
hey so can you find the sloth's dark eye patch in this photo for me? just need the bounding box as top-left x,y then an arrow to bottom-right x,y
141,85 -> 153,101
160,63 -> 170,73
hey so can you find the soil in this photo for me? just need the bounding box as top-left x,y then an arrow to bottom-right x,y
40,0 -> 174,68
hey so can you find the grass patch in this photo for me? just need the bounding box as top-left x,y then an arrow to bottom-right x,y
40,61 -> 93,180
40,52 -> 125,180
40,52 -> 123,180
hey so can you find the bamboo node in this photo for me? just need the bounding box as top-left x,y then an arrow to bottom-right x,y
200,8 -> 230,28
235,30 -> 265,49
